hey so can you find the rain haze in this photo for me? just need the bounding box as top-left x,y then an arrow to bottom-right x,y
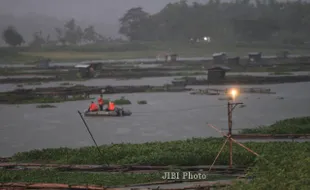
0,0 -> 209,42
0,2 -> 310,188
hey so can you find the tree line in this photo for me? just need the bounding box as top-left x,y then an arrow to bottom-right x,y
119,0 -> 310,44
3,0 -> 310,47
1,19 -> 105,47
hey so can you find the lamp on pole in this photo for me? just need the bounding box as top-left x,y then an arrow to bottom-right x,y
227,88 -> 243,168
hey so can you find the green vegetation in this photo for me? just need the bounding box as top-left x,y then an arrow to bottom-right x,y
2,1 -> 310,64
7,116 -> 310,188
2,42 -> 310,63
0,48 -> 41,64
10,138 -> 310,166
0,169 -> 229,186
119,2 -> 310,43
103,97 -> 131,105
0,170 -> 161,186
137,100 -> 147,104
0,94 -> 90,104
228,151 -> 310,190
9,44 -> 310,62
240,116 -> 310,134
2,26 -> 24,47
36,104 -> 56,108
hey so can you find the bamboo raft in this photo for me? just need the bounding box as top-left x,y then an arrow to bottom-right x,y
84,110 -> 132,117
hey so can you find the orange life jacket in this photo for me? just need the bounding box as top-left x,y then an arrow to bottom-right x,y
108,102 -> 115,111
89,103 -> 99,111
98,97 -> 104,105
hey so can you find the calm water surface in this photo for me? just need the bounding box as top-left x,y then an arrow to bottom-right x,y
1,72 -> 309,92
0,76 -> 197,92
0,82 -> 309,156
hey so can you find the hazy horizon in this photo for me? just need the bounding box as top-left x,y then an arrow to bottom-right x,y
0,0 -> 210,23
0,0 -> 207,42
0,0 -> 305,43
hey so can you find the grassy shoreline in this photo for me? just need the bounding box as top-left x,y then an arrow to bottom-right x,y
10,139 -> 310,165
2,116 -> 310,189
1,42 -> 310,63
8,116 -> 310,165
239,116 -> 310,134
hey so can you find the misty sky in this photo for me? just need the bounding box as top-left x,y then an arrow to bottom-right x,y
0,0 -> 209,24
0,0 -> 303,42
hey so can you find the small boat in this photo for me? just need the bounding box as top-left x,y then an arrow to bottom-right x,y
84,108 -> 132,117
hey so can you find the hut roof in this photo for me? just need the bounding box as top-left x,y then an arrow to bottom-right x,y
75,64 -> 91,68
212,52 -> 226,57
208,66 -> 231,71
167,53 -> 178,56
80,61 -> 103,64
248,52 -> 261,56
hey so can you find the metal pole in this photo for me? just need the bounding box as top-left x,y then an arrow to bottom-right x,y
227,100 -> 243,168
77,111 -> 109,166
228,102 -> 233,168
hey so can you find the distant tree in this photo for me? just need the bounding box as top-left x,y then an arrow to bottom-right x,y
83,25 -> 95,42
83,25 -> 100,42
64,19 -> 76,31
54,27 -> 66,45
63,19 -> 81,44
57,19 -> 83,44
118,0 -> 310,42
119,7 -> 150,40
53,18 -> 107,45
75,26 -> 84,42
2,26 -> 24,47
46,34 -> 50,43
29,31 -> 46,47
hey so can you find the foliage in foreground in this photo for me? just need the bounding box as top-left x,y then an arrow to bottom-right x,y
0,169 -> 229,186
227,151 -> 310,190
11,138 -> 310,166
240,116 -> 310,134
0,170 -> 161,186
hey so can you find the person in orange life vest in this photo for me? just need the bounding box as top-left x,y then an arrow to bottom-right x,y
98,95 -> 104,111
107,101 -> 115,111
88,101 -> 99,112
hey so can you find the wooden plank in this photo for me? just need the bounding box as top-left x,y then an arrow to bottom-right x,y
0,163 -> 246,173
